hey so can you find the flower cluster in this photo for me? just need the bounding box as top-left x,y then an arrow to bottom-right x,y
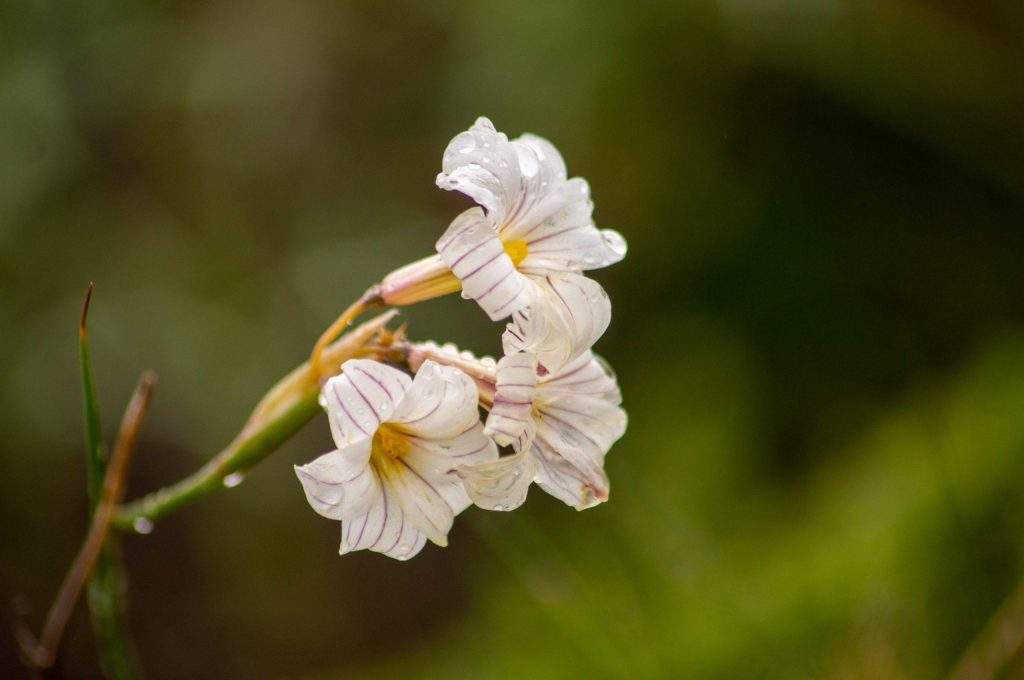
295,118 -> 627,560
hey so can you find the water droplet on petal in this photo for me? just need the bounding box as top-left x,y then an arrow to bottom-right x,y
451,133 -> 477,154
133,517 -> 154,535
223,472 -> 245,488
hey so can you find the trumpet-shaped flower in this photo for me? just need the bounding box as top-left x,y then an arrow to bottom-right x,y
378,118 -> 624,371
434,117 -> 625,317
483,350 -> 626,510
408,343 -> 626,511
295,359 -> 497,560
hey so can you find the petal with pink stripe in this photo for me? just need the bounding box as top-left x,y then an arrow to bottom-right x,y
377,456 -> 456,547
531,430 -> 610,511
341,473 -> 428,560
436,208 -> 532,320
457,449 -> 536,512
391,360 -> 482,440
293,439 -> 375,521
321,359 -> 412,448
484,352 -> 539,451
436,117 -> 521,225
502,273 -> 611,373
541,351 -> 622,404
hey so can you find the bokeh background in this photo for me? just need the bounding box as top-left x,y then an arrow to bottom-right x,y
3,1 -> 1024,677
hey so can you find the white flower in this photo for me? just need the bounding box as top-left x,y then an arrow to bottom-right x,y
434,117 -> 626,326
482,350 -> 626,510
410,343 -> 627,512
295,358 -> 497,560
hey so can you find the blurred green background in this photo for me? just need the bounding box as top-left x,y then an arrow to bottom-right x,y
3,1 -> 1024,677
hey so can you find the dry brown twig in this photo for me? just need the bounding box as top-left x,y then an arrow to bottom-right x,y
14,371 -> 156,672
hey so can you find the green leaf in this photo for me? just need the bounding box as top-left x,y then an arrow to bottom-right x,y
80,283 -> 106,508
80,284 -> 144,679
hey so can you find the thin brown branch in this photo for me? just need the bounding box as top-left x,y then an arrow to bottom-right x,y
948,578 -> 1024,680
16,371 -> 156,672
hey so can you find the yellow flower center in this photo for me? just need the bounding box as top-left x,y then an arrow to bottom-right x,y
503,239 -> 529,267
371,424 -> 410,462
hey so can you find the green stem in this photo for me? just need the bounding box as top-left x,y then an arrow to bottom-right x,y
114,393 -> 321,528
88,542 -> 142,679
80,284 -> 144,679
113,309 -> 396,530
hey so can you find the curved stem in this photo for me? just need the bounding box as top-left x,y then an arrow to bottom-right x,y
113,310 -> 396,529
114,393 -> 319,528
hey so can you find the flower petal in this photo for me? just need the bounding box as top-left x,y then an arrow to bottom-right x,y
401,424 -> 497,514
321,359 -> 412,448
341,471 -> 428,561
294,438 -> 375,521
436,119 -> 624,277
391,360 -> 482,440
502,273 -> 611,373
377,456 -> 456,547
436,208 -> 532,320
406,421 -> 499,467
436,117 -> 521,225
531,428 -> 610,511
527,352 -> 626,510
514,133 -> 567,186
484,352 -> 539,451
519,227 -> 628,274
498,170 -> 625,275
539,393 -> 627,461
457,449 -> 536,512
541,350 -> 622,404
